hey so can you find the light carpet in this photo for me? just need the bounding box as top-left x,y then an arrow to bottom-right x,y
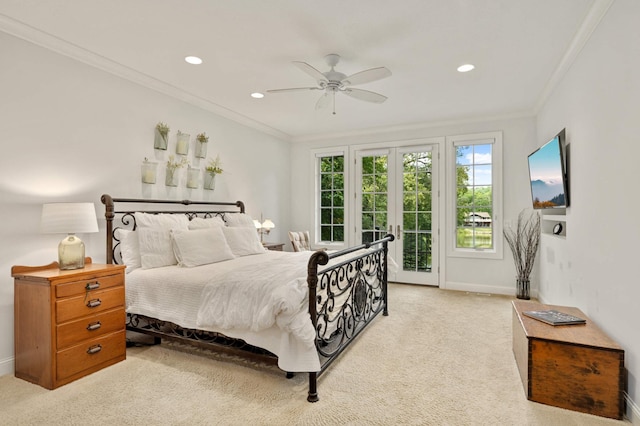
0,284 -> 629,425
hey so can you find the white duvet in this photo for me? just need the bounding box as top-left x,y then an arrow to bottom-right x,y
125,251 -> 321,372
195,251 -> 317,347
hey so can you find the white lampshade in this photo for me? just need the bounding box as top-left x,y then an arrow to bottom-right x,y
41,203 -> 99,270
261,219 -> 275,230
253,219 -> 262,229
41,203 -> 99,234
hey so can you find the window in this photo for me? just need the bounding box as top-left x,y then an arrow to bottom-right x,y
447,132 -> 502,259
318,154 -> 345,242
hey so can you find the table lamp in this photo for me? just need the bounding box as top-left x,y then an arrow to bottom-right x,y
253,217 -> 275,244
41,202 -> 99,270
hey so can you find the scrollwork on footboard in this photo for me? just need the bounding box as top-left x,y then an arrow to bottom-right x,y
306,234 -> 394,402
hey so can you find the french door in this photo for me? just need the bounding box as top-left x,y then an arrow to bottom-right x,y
355,143 -> 439,286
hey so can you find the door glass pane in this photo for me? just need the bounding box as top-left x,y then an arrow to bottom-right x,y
402,151 -> 432,272
361,155 -> 388,243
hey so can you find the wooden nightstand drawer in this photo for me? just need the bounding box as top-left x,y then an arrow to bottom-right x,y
13,260 -> 126,389
57,308 -> 125,349
56,330 -> 126,381
56,286 -> 124,323
56,273 -> 123,298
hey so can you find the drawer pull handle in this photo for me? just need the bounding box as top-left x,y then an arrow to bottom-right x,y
86,299 -> 102,308
86,321 -> 102,331
86,344 -> 102,355
85,281 -> 100,291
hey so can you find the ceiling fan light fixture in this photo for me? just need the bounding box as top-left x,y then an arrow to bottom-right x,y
251,92 -> 265,99
185,56 -> 203,65
457,64 -> 475,73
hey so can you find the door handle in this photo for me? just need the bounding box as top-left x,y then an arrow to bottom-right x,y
397,225 -> 402,240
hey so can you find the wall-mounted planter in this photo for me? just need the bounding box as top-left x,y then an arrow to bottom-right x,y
141,161 -> 158,184
203,173 -> 216,191
154,122 -> 169,150
165,167 -> 179,186
176,131 -> 190,155
187,167 -> 200,189
195,140 -> 207,158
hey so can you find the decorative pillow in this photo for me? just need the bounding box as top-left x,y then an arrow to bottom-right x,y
224,213 -> 256,228
222,226 -> 266,257
171,227 -> 235,267
188,216 -> 226,230
135,212 -> 189,269
115,229 -> 141,273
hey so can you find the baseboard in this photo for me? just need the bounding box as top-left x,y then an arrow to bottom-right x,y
0,355 -> 14,377
443,280 -> 538,299
626,392 -> 640,425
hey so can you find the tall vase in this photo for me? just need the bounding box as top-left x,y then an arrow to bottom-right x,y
516,279 -> 530,300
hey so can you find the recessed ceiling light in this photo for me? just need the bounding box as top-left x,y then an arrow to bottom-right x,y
185,56 -> 203,65
457,64 -> 475,73
251,92 -> 265,99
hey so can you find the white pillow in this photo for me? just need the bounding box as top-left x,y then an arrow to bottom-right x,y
222,226 -> 266,257
224,213 -> 256,228
171,227 -> 235,267
115,229 -> 141,273
188,216 -> 225,230
135,213 -> 189,269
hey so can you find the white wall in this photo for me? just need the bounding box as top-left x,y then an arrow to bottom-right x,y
0,33 -> 291,375
536,0 -> 640,413
290,116 -> 538,294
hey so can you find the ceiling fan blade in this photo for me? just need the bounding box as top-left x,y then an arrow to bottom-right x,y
266,87 -> 321,93
315,92 -> 330,110
341,67 -> 391,86
293,61 -> 329,83
343,88 -> 387,103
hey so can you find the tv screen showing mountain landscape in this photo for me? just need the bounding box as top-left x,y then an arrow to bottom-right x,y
528,135 -> 567,209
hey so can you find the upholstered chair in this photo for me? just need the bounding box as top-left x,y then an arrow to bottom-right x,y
288,231 -> 311,252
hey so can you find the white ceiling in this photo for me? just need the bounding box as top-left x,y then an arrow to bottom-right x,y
0,0 -> 605,142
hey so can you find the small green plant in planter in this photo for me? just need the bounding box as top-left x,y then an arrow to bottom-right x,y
195,132 -> 209,158
154,122 -> 170,150
165,155 -> 188,187
204,155 -> 223,190
503,209 -> 541,300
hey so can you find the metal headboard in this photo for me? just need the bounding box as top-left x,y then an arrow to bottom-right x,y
100,194 -> 245,265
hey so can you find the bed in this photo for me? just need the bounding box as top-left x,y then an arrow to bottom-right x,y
101,194 -> 394,402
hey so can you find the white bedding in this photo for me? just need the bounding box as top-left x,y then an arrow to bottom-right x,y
125,250 -> 321,372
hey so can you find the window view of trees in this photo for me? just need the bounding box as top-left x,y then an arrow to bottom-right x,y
456,144 -> 493,249
319,155 -> 344,242
361,155 -> 388,244
402,152 -> 432,272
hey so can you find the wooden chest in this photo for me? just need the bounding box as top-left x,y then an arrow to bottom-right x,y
512,301 -> 625,419
12,259 -> 126,389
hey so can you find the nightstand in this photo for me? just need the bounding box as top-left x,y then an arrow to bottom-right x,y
264,242 -> 284,251
12,258 -> 126,389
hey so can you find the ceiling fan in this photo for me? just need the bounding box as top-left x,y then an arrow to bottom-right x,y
267,54 -> 392,114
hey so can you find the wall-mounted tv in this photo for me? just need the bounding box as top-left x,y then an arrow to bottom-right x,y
528,129 -> 569,209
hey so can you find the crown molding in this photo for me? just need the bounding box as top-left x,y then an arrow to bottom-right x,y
0,13 -> 291,142
534,0 -> 615,113
292,110 -> 535,144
